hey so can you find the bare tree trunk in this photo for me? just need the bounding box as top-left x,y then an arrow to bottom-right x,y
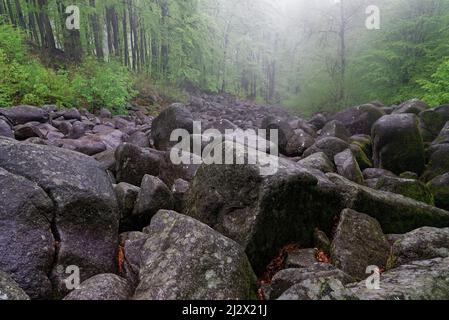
25,0 -> 40,44
122,1 -> 129,66
58,0 -> 82,61
338,0 -> 346,105
5,0 -> 16,25
89,0 -> 103,59
37,0 -> 56,50
14,0 -> 26,29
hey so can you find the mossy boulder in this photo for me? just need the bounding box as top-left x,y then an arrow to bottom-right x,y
332,104 -> 384,136
375,176 -> 434,205
327,173 -> 449,234
428,173 -> 449,211
372,114 -> 425,175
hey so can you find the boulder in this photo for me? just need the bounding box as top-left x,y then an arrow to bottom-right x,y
375,176 -> 434,205
388,227 -> 449,268
151,104 -> 197,151
285,249 -> 318,269
115,182 -> 140,228
422,144 -> 449,181
308,113 -> 327,130
14,122 -> 45,140
433,121 -> 449,145
115,143 -> 161,187
132,210 -> 257,300
0,270 -> 30,300
327,173 -> 449,234
284,130 -> 314,157
63,274 -> 133,301
271,264 -> 354,300
0,105 -> 49,125
130,175 -> 174,230
0,137 -> 119,298
298,152 -> 335,173
172,178 -> 190,213
277,277 -> 357,301
362,168 -> 395,180
0,118 -> 14,138
126,131 -> 150,148
63,108 -> 82,121
319,120 -> 351,142
334,149 -> 364,184
57,137 -> 107,156
187,141 -> 345,274
428,173 -> 449,211
261,116 -> 295,155
331,209 -> 390,280
351,258 -> 449,300
349,144 -> 372,170
393,99 -> 428,115
372,114 -> 425,175
0,168 -> 54,299
332,104 -> 384,135
350,134 -> 372,158
303,137 -> 350,161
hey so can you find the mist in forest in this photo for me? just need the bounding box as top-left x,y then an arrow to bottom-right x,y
1,0 -> 449,115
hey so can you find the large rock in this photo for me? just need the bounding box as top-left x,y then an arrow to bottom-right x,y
261,116 -> 295,155
331,209 -> 390,280
130,175 -> 174,230
187,141 -> 345,274
63,274 -> 133,300
334,149 -> 364,184
375,176 -> 434,205
428,173 -> 449,211
270,264 -> 353,299
303,137 -> 350,161
0,118 -> 14,138
328,173 -> 449,234
114,182 -> 140,230
277,277 -> 357,301
0,137 -> 119,298
0,105 -> 49,125
422,144 -> 449,181
115,143 -> 161,186
0,168 -> 54,299
351,258 -> 449,300
388,227 -> 449,268
372,114 -> 425,175
319,120 -> 351,142
332,104 -> 384,135
132,210 -> 257,300
0,270 -> 30,300
151,104 -> 197,151
393,99 -> 428,115
298,152 -> 335,173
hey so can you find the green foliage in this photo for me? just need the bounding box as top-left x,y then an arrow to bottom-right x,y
419,59 -> 449,106
72,58 -> 136,114
0,24 -> 135,113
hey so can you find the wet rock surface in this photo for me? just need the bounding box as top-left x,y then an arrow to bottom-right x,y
1,94 -> 449,300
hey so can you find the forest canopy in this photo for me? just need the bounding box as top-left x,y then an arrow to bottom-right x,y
1,0 -> 449,115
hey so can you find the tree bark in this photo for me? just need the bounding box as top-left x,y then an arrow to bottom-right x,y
14,0 -> 26,29
89,0 -> 103,59
37,0 -> 56,50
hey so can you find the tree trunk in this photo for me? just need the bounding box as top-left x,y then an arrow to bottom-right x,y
25,0 -> 40,44
5,0 -> 16,25
338,0 -> 346,105
14,0 -> 26,29
89,0 -> 103,59
58,0 -> 82,61
37,0 -> 56,50
122,2 -> 129,66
